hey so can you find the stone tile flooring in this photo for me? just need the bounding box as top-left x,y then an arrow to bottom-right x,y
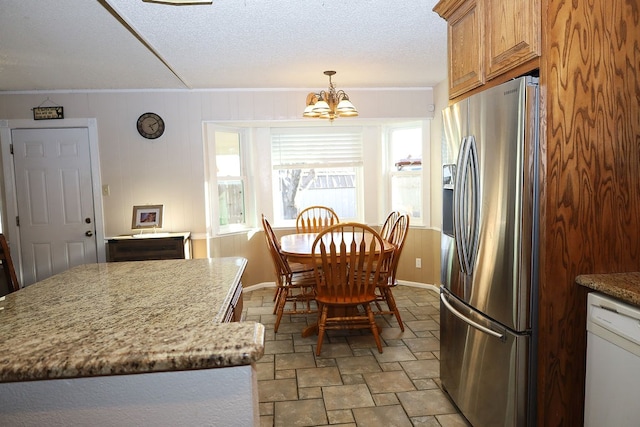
242,285 -> 471,427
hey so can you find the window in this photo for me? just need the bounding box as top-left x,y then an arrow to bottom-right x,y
204,126 -> 248,235
387,124 -> 424,224
270,127 -> 363,224
204,120 -> 431,232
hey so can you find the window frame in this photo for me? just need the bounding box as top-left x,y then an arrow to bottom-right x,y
384,121 -> 430,227
203,119 -> 431,233
270,126 -> 365,227
204,124 -> 252,237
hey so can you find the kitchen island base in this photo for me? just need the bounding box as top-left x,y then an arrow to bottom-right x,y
0,364 -> 259,426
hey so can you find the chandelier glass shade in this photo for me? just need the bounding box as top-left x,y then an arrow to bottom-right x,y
303,71 -> 358,121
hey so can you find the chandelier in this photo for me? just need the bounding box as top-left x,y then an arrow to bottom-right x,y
303,71 -> 358,121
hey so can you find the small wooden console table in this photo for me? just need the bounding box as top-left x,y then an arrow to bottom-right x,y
106,231 -> 191,262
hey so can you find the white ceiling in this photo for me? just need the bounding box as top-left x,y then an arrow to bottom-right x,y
0,0 -> 448,92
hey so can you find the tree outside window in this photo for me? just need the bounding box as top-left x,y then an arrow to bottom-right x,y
271,128 -> 362,224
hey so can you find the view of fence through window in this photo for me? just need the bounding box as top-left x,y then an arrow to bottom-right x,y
272,128 -> 363,223
218,181 -> 244,225
215,131 -> 245,227
277,167 -> 357,220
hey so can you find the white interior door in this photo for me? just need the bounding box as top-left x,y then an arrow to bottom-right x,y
11,128 -> 98,286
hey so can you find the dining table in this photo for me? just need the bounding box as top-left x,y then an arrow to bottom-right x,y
279,231 -> 396,337
280,231 -> 396,264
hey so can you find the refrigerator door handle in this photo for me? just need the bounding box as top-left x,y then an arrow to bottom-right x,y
467,135 -> 481,270
441,292 -> 505,341
454,136 -> 470,274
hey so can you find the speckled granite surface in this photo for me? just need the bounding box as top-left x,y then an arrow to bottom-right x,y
0,257 -> 264,383
576,272 -> 640,306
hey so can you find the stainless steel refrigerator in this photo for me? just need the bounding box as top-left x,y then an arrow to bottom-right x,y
440,76 -> 540,427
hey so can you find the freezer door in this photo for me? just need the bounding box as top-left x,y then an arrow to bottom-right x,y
440,290 -> 531,427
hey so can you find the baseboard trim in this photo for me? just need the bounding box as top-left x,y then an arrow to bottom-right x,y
242,282 -> 276,293
395,280 -> 440,293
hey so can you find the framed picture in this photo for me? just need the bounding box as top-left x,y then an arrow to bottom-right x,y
132,205 -> 164,229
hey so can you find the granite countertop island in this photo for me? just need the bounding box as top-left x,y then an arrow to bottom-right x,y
0,257 -> 264,426
576,271 -> 640,306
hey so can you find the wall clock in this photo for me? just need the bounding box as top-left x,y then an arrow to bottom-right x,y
136,112 -> 165,139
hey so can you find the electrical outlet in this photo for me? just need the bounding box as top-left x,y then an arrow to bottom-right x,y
102,185 -> 110,196
415,258 -> 422,268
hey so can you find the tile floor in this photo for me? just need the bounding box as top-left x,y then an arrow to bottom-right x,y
242,285 -> 471,427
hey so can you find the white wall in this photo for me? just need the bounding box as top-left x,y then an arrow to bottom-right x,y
0,88 -> 435,238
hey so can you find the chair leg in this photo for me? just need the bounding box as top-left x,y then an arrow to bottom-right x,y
316,305 -> 329,356
273,287 -> 282,314
383,287 -> 405,332
374,286 -> 385,312
365,304 -> 383,353
274,287 -> 289,333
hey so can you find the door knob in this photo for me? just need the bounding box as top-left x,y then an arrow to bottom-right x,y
85,230 -> 94,237
85,218 -> 92,224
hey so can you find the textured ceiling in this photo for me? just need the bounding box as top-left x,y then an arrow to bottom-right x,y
0,0 -> 447,91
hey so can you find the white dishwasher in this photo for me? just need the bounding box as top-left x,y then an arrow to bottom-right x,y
585,292 -> 640,426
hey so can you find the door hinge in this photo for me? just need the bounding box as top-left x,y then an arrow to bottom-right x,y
16,216 -> 19,227
10,143 -> 13,155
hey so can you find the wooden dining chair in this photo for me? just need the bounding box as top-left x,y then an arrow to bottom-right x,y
374,213 -> 410,331
380,211 -> 400,240
295,205 -> 339,233
262,214 -> 313,300
0,234 -> 20,294
261,215 -> 316,332
311,222 -> 385,355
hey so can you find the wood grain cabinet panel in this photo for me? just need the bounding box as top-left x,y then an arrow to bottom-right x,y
484,0 -> 540,79
435,0 -> 484,98
434,0 -> 540,99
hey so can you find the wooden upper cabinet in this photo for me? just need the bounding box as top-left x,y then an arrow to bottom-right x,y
434,0 -> 540,98
484,0 -> 540,79
435,0 -> 484,98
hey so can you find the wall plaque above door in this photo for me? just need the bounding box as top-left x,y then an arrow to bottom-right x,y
32,106 -> 64,120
